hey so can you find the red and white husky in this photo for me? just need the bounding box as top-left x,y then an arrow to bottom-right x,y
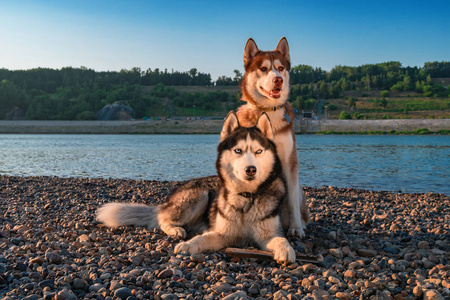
236,37 -> 309,237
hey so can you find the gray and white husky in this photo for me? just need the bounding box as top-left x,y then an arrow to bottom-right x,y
96,112 -> 296,264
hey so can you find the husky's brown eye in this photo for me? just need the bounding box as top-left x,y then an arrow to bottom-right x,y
255,149 -> 263,154
234,148 -> 242,154
278,66 -> 284,72
260,67 -> 267,72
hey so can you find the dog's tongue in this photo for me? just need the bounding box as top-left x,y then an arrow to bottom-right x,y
270,89 -> 281,98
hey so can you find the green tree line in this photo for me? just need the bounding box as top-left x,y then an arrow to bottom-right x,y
289,61 -> 450,112
0,61 -> 449,120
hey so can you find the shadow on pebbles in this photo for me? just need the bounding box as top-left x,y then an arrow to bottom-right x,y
0,175 -> 449,300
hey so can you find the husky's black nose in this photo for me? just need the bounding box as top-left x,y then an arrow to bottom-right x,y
245,166 -> 257,176
274,76 -> 283,86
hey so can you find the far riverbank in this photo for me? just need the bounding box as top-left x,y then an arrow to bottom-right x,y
0,119 -> 449,134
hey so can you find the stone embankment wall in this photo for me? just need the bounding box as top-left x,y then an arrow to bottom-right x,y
295,119 -> 449,133
0,120 -> 225,134
0,119 -> 448,134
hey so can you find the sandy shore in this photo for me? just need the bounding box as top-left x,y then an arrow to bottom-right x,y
0,176 -> 449,300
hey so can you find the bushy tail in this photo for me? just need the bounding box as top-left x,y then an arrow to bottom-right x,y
96,203 -> 159,229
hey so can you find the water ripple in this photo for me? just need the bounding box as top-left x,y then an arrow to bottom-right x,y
0,134 -> 448,194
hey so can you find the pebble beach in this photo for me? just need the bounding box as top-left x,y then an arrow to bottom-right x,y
0,175 -> 449,300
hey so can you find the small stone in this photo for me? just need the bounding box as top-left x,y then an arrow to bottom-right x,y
312,289 -> 330,300
45,252 -> 62,264
89,283 -> 103,293
78,234 -> 90,243
287,294 -> 298,300
222,291 -> 247,300
302,263 -> 318,272
349,260 -> 364,269
72,278 -> 85,290
248,283 -> 260,295
211,282 -> 232,294
389,224 -> 400,231
443,280 -> 450,289
418,241 -> 429,249
161,294 -> 179,300
372,291 -> 391,300
329,248 -> 343,259
274,290 -> 288,300
344,270 -> 356,278
328,276 -> 341,284
423,289 -> 444,300
56,289 -> 77,300
38,279 -> 55,289
384,246 -> 399,254
30,256 -> 45,264
321,256 -> 337,269
109,280 -> 122,291
157,268 -> 173,279
363,218 -> 371,225
396,260 -> 410,267
335,292 -> 351,300
413,286 -> 423,297
360,288 -> 376,299
11,238 -> 23,245
14,262 -> 27,271
357,248 -> 377,257
129,254 -> 143,265
114,287 -> 132,299
301,278 -> 312,287
342,246 -> 356,257
190,253 -> 205,263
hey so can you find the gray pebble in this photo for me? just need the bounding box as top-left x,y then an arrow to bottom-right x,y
223,291 -> 248,300
211,282 -> 232,294
114,287 -> 132,299
89,283 -> 103,293
1,176 -> 449,300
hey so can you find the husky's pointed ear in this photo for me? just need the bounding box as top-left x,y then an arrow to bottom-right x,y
275,37 -> 290,65
220,111 -> 240,142
244,38 -> 259,67
256,113 -> 274,141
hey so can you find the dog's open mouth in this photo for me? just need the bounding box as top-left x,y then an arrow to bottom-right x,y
260,87 -> 282,99
271,88 -> 281,98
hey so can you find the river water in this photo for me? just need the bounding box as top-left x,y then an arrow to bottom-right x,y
0,134 -> 448,194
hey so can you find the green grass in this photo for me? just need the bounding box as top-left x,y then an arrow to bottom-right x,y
312,128 -> 449,135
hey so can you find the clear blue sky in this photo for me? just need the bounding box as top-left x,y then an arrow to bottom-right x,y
1,0 -> 449,81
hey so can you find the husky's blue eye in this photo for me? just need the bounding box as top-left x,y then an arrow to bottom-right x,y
260,67 -> 267,72
234,149 -> 242,154
255,149 -> 263,154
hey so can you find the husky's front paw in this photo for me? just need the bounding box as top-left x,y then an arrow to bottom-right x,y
166,226 -> 187,239
266,237 -> 296,265
273,243 -> 296,265
174,241 -> 199,254
287,225 -> 305,238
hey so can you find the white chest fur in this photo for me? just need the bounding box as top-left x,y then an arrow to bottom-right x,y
273,130 -> 293,167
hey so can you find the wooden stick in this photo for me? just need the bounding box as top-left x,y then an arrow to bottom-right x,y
223,248 -> 323,264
